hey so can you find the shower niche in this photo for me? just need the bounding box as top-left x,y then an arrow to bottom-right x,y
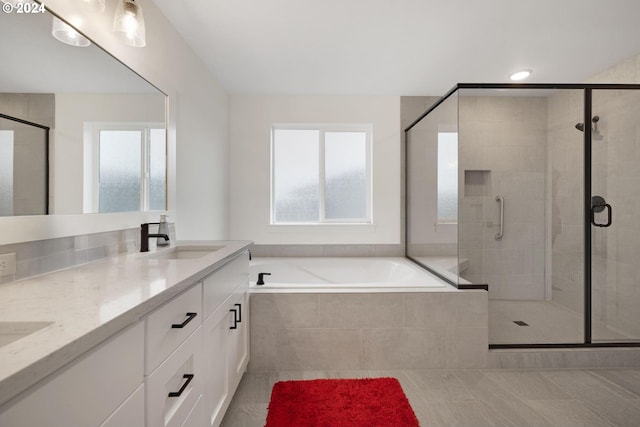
463,170 -> 491,197
405,83 -> 640,348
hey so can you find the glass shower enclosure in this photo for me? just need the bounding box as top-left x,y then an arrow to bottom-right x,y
405,83 -> 640,347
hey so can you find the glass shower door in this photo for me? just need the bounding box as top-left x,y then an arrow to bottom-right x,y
591,89 -> 640,342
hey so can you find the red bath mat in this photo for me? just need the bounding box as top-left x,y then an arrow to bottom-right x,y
265,377 -> 420,427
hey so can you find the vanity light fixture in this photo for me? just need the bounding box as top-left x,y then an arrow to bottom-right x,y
81,0 -> 106,12
113,0 -> 146,47
509,69 -> 532,81
51,16 -> 91,47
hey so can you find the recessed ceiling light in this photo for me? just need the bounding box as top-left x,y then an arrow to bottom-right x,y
510,69 -> 532,81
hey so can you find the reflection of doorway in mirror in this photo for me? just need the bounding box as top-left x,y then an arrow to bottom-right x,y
0,131 -> 14,216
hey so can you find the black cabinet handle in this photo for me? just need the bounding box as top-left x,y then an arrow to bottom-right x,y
168,374 -> 194,397
171,312 -> 197,329
230,308 -> 238,329
234,303 -> 242,323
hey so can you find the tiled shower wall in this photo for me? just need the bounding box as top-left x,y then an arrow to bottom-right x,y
546,90 -> 584,316
0,228 -> 139,284
458,96 -> 548,300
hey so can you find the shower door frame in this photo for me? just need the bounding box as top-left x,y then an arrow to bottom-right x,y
0,112 -> 51,216
405,83 -> 640,349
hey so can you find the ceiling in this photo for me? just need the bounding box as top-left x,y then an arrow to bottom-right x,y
151,0 -> 640,96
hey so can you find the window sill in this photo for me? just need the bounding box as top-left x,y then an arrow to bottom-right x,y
268,223 -> 377,233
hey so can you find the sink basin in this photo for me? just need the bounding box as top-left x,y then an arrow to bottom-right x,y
141,245 -> 224,260
0,321 -> 53,347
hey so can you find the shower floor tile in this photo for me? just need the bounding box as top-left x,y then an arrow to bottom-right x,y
489,300 -> 631,345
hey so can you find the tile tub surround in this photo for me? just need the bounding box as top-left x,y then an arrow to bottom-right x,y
249,291 -> 488,371
0,240 -> 251,408
250,244 -> 403,257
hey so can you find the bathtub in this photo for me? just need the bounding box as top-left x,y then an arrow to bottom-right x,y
248,257 -> 488,371
249,257 -> 449,291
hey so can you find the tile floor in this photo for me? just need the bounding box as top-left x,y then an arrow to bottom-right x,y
220,368 -> 640,427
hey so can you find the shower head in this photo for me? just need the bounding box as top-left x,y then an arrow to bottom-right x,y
574,116 -> 603,139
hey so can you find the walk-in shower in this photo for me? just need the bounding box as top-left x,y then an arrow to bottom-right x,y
405,83 -> 640,347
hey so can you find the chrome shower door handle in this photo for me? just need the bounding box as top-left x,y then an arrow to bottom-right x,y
495,195 -> 504,240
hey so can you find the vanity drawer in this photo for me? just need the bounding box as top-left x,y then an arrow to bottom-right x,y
181,395 -> 204,427
146,327 -> 202,427
203,252 -> 249,320
145,284 -> 202,375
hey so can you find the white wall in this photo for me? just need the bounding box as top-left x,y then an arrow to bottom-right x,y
0,0 -> 229,244
229,95 -> 401,244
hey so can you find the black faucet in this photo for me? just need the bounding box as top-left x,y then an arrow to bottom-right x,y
140,223 -> 169,252
256,272 -> 271,285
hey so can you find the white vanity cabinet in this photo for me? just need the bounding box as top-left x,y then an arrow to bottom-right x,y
144,249 -> 250,427
201,252 -> 250,427
0,246 -> 251,427
0,322 -> 145,427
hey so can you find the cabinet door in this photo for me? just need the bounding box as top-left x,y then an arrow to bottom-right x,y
0,322 -> 144,427
100,384 -> 145,427
227,291 -> 249,393
202,304 -> 230,427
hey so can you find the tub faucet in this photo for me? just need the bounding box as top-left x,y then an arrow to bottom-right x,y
256,272 -> 271,285
140,223 -> 169,252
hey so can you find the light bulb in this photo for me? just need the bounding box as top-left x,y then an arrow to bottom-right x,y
123,12 -> 138,40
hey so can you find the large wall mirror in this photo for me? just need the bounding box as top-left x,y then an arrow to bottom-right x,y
0,6 -> 167,216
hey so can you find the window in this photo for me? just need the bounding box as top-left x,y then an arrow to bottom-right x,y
437,132 -> 458,223
86,124 -> 166,213
271,124 -> 372,224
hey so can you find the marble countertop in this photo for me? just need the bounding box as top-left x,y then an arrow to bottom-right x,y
0,240 -> 252,407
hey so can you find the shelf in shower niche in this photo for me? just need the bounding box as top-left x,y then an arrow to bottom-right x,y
464,169 -> 492,197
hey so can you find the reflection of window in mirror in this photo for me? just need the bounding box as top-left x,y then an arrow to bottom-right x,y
83,123 -> 166,213
437,132 -> 458,224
